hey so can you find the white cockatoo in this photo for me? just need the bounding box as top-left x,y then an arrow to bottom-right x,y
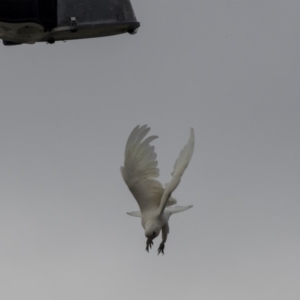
121,125 -> 195,254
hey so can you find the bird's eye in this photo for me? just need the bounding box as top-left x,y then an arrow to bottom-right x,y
153,231 -> 156,237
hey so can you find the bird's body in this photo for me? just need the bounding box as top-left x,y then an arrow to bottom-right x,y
121,125 -> 195,254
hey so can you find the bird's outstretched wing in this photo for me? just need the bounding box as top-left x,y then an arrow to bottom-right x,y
127,211 -> 142,217
165,205 -> 193,215
121,125 -> 164,213
157,128 -> 195,215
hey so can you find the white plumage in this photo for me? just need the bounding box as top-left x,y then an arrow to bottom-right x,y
121,125 -> 195,254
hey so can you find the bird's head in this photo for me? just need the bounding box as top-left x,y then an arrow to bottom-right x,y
145,224 -> 160,240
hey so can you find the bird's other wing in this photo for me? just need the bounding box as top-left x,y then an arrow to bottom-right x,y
157,128 -> 195,215
121,125 -> 164,212
127,211 -> 142,217
165,205 -> 193,215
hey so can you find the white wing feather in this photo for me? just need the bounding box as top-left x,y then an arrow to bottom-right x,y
121,125 -> 164,212
158,128 -> 195,215
165,205 -> 193,215
127,211 -> 142,217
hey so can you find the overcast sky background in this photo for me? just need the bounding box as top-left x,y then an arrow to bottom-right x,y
1,1 -> 300,299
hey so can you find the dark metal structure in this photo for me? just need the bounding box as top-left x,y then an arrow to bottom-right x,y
0,0 -> 139,45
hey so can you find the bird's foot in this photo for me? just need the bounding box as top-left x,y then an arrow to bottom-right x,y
157,242 -> 165,255
146,239 -> 153,252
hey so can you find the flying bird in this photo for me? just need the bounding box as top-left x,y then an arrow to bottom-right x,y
121,125 -> 195,254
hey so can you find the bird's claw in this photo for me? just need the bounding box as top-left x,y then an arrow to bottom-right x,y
157,242 -> 165,255
146,239 -> 153,252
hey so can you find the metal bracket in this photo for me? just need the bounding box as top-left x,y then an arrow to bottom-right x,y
70,17 -> 78,33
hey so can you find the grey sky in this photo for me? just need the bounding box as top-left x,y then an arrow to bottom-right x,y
1,1 -> 299,299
